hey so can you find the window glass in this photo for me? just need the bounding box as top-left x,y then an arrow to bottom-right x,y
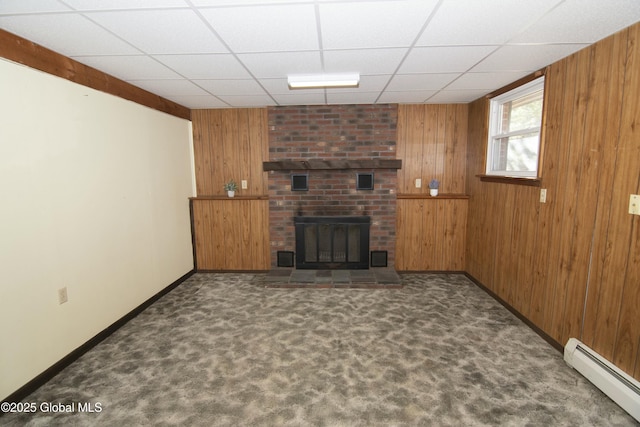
487,77 -> 544,178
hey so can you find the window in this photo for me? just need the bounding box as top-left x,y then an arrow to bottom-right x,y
487,77 -> 544,178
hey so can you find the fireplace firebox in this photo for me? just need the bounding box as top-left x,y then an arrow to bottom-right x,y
294,216 -> 370,269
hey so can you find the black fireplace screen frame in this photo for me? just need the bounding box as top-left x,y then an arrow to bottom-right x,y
294,216 -> 370,269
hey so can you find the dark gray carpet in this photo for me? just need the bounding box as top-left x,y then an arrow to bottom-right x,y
2,273 -> 636,426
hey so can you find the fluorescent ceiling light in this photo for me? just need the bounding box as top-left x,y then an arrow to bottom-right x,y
288,73 -> 360,89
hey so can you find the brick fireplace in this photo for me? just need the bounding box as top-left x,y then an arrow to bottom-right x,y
267,104 -> 398,269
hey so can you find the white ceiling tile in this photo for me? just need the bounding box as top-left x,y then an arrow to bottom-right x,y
377,91 -> 436,103
238,51 -> 322,79
472,44 -> 588,73
74,55 -> 183,80
446,72 -> 530,91
128,79 -> 209,97
177,96 -> 229,109
323,48 -> 407,75
271,93 -> 327,106
427,90 -> 489,104
62,0 -> 189,10
418,0 -> 561,46
258,78 -> 328,96
153,54 -> 252,79
0,14 -> 140,56
191,0 -> 302,5
386,74 -> 459,92
216,94 -> 276,107
199,4 -> 318,52
86,9 -> 227,54
348,75 -> 392,92
319,0 -> 439,49
0,0 -> 70,14
326,92 -> 380,104
511,0 -> 640,44
2,0 -> 637,108
194,79 -> 266,96
400,46 -> 497,74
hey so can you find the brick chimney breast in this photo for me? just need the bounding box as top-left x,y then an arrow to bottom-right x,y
267,104 -> 398,269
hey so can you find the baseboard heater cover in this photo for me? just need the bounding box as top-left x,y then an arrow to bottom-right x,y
564,338 -> 640,422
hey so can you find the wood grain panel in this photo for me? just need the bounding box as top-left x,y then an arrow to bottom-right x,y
607,24 -> 640,377
397,104 -> 468,195
550,46 -> 591,345
192,108 -> 269,196
396,104 -> 469,271
464,100 -> 489,282
528,58 -> 567,327
581,26 -> 628,354
191,199 -> 269,271
396,198 -> 467,271
466,22 -> 640,380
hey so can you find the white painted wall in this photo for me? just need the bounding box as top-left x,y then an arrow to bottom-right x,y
0,59 -> 195,400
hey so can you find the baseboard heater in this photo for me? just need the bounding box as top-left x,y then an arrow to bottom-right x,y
564,338 -> 640,422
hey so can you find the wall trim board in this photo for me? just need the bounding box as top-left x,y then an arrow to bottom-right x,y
464,272 -> 564,353
0,28 -> 190,121
0,270 -> 195,406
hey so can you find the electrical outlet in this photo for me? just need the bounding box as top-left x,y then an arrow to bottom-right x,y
58,287 -> 68,305
241,180 -> 248,190
415,178 -> 422,188
540,188 -> 547,203
630,194 -> 640,215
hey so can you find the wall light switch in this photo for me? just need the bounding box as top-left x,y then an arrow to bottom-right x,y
241,180 -> 248,190
415,178 -> 422,188
540,188 -> 547,203
630,194 -> 640,215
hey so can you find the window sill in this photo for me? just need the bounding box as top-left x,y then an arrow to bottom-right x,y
477,175 -> 541,187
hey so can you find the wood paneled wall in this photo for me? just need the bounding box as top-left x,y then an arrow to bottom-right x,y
395,104 -> 469,270
397,104 -> 468,194
191,109 -> 270,271
192,109 -> 268,196
191,199 -> 270,270
466,24 -> 640,380
396,198 -> 467,271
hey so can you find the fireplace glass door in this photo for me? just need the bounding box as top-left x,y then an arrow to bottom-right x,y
295,216 -> 370,269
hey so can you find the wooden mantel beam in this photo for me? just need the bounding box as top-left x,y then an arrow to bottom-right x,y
263,159 -> 402,171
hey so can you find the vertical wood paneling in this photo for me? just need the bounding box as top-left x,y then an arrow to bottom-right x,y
434,105 -> 447,180
529,57 -> 567,327
466,23 -> 640,380
552,47 -> 592,345
191,108 -> 269,271
449,105 -> 468,194
397,104 -> 468,194
192,199 -> 269,271
508,185 -> 538,314
581,26 -> 628,353
192,108 -> 269,196
396,198 -> 467,271
464,101 -> 489,281
607,24 -> 640,375
397,105 -> 425,194
443,200 -> 467,270
248,109 -> 269,195
396,103 -> 469,271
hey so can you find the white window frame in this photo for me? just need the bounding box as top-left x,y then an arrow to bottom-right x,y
486,77 -> 545,178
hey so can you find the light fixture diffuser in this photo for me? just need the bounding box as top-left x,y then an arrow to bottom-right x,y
287,73 -> 360,89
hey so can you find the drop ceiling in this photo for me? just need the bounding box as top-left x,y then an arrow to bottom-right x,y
1,0 -> 639,109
